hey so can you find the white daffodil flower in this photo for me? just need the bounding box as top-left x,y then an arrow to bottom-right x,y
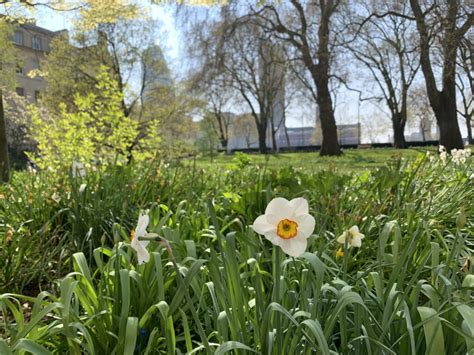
131,214 -> 158,265
337,225 -> 365,248
438,145 -> 447,162
252,197 -> 316,257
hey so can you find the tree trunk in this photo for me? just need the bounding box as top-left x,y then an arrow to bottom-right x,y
284,124 -> 291,148
392,115 -> 406,148
315,77 -> 341,156
220,137 -> 228,151
270,117 -> 278,152
436,91 -> 464,149
410,0 -> 465,151
466,115 -> 473,145
0,90 -> 10,183
313,0 -> 341,156
215,113 -> 228,151
257,123 -> 267,154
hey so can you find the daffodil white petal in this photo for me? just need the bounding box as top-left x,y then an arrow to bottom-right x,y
349,225 -> 360,235
265,198 -> 292,220
252,215 -> 276,235
136,215 -> 149,237
351,235 -> 362,248
289,197 -> 309,216
337,232 -> 348,244
294,214 -> 315,238
265,214 -> 280,225
279,235 -> 307,257
263,232 -> 280,245
131,238 -> 150,264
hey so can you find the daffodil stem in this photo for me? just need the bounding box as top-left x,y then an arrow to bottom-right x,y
343,242 -> 349,282
273,247 -> 281,301
273,247 -> 282,351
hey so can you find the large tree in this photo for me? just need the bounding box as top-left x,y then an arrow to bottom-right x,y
348,2 -> 419,148
190,67 -> 235,151
200,18 -> 285,154
254,0 -> 342,156
224,24 -> 286,154
409,0 -> 472,150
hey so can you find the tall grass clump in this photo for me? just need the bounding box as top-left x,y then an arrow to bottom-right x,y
0,151 -> 473,353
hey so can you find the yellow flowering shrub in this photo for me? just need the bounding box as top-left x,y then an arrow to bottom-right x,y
28,66 -> 158,172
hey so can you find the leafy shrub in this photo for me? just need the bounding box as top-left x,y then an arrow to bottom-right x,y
27,66 -> 160,172
233,152 -> 253,168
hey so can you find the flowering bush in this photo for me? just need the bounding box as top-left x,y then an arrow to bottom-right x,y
27,66 -> 161,173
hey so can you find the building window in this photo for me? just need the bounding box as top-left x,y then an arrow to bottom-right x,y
14,31 -> 24,45
16,64 -> 23,74
32,58 -> 40,70
16,87 -> 24,96
32,35 -> 42,50
34,91 -> 41,102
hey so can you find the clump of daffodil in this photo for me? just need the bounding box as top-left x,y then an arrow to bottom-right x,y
131,214 -> 158,265
439,145 -> 447,162
252,197 -> 315,257
337,225 -> 365,248
451,148 -> 471,165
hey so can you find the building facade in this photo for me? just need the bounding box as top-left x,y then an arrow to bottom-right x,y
13,23 -> 63,103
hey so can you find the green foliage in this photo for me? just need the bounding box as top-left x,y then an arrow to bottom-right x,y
195,113 -> 221,157
41,33 -> 111,113
0,20 -> 17,90
28,66 -> 161,171
233,151 -> 253,168
0,151 -> 473,353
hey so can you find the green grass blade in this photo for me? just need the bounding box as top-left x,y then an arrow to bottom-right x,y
417,306 -> 445,355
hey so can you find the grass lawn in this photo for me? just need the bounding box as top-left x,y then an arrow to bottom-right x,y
193,147 -> 436,172
1,146 -> 472,354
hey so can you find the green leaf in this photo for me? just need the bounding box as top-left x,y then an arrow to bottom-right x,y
123,317 -> 138,355
0,339 -> 13,355
417,307 -> 445,355
215,341 -> 258,355
14,339 -> 52,355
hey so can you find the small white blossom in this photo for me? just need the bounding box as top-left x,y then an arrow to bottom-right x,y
51,192 -> 61,204
131,214 -> 158,265
337,226 -> 365,248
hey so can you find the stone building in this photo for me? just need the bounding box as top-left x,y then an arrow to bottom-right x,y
13,22 -> 64,102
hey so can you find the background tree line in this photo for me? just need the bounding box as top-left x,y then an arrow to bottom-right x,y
0,0 -> 472,183
185,0 -> 472,155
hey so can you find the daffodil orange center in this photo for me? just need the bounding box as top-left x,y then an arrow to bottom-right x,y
277,219 -> 298,239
